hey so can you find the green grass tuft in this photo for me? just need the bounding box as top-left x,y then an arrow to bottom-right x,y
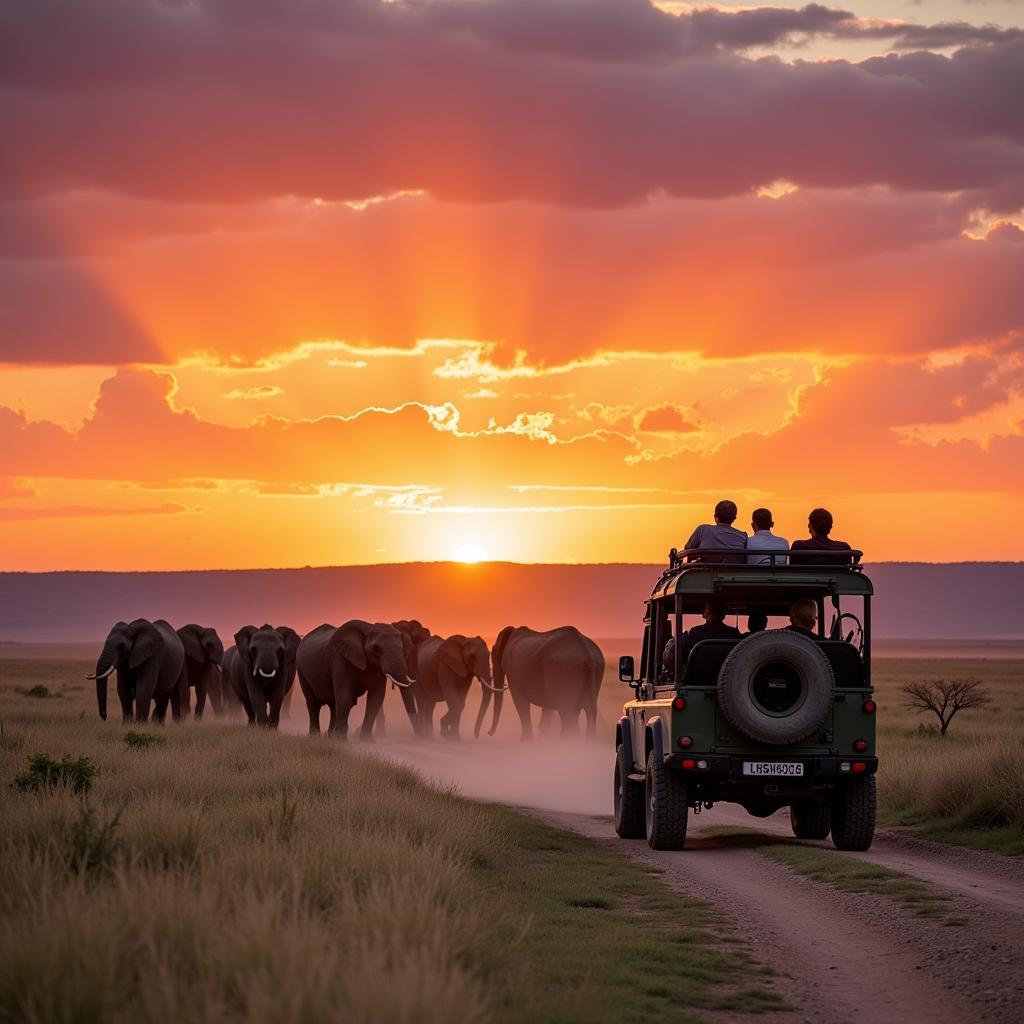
123,730 -> 166,750
13,752 -> 97,794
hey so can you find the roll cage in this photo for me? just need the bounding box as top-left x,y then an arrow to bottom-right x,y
638,548 -> 873,691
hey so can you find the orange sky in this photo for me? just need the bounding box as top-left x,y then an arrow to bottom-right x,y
1,1 -> 1022,570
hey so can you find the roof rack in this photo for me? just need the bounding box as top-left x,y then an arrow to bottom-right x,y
668,547 -> 864,570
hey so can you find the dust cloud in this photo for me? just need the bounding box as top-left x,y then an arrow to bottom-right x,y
279,697 -> 615,816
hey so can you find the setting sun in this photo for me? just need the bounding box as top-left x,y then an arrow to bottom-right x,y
454,544 -> 487,564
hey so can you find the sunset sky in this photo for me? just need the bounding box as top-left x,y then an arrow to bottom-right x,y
1,0 -> 1022,570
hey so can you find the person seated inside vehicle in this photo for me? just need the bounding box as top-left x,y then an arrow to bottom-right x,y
746,507 -> 788,565
683,500 -> 747,564
676,597 -> 741,663
786,598 -> 818,638
790,508 -> 853,565
745,611 -> 768,635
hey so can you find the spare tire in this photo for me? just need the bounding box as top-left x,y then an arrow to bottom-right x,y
717,630 -> 833,746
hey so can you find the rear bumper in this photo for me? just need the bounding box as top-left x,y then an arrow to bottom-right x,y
664,753 -> 878,780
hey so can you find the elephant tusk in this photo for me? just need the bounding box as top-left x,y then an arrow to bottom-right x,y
477,676 -> 507,692
252,665 -> 258,677
85,665 -> 116,680
258,668 -> 276,678
387,673 -> 414,689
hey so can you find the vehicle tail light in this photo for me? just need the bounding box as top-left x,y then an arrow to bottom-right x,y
840,762 -> 851,772
672,696 -> 687,710
678,735 -> 693,748
853,739 -> 868,752
863,700 -> 876,714
852,762 -> 867,773
681,758 -> 696,769
696,760 -> 708,770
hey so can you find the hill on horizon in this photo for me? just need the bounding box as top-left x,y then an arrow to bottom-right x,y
1,561 -> 1021,644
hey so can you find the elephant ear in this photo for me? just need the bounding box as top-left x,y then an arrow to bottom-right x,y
277,626 -> 301,661
178,624 -> 205,663
234,625 -> 257,665
440,636 -> 468,677
333,625 -> 367,671
128,619 -> 162,669
204,628 -> 225,664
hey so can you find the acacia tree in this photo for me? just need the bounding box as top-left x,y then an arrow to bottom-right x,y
900,678 -> 991,736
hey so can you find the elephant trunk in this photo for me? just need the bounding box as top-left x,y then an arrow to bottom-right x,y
88,641 -> 118,720
474,677 -> 504,737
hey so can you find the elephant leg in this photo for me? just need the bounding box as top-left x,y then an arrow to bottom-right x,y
207,667 -> 222,715
331,679 -> 356,739
558,706 -> 581,737
538,708 -> 558,738
194,678 -> 207,719
117,678 -> 133,723
584,699 -> 598,739
267,685 -> 286,730
153,693 -> 170,723
240,694 -> 256,726
360,684 -> 385,741
305,698 -> 322,735
510,687 -> 534,740
373,709 -> 387,739
418,700 -> 436,740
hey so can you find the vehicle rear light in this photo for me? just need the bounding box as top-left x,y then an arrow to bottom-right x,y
863,700 -> 876,714
672,696 -> 687,710
840,762 -> 851,772
696,759 -> 708,770
681,758 -> 696,769
852,762 -> 867,773
853,739 -> 868,752
678,735 -> 693,748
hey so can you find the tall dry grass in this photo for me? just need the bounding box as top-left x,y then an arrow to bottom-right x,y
0,709 -> 515,1024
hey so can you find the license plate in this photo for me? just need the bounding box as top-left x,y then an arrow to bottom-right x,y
742,761 -> 804,777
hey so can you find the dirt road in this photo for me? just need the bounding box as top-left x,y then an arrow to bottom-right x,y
367,738 -> 1024,1024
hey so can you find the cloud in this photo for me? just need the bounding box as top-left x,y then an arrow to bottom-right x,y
1,2 -> 1021,209
0,501 -> 199,521
635,403 -> 700,434
223,384 -> 283,400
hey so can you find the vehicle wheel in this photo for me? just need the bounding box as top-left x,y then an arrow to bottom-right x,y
790,799 -> 831,840
614,745 -> 645,839
645,751 -> 688,850
717,631 -> 834,746
830,775 -> 876,851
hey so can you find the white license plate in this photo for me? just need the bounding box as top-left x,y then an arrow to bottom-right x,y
742,761 -> 804,777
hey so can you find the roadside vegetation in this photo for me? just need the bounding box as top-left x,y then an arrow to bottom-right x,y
0,658 -> 781,1024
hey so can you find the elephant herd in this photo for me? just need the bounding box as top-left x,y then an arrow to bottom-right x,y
87,619 -> 605,740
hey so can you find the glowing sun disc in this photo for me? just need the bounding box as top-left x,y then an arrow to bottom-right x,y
454,544 -> 486,563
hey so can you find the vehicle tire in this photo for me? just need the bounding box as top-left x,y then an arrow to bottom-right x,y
645,751 -> 688,850
830,775 -> 876,851
614,744 -> 645,839
717,631 -> 834,746
790,799 -> 831,840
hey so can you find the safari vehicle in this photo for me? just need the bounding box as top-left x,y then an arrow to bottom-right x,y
615,548 -> 877,851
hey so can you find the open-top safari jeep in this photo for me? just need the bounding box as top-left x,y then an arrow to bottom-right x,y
615,548 -> 877,851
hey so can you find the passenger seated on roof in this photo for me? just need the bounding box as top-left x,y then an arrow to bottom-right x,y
676,597 -> 742,664
790,508 -> 853,565
785,598 -> 818,638
747,507 -> 788,565
683,500 -> 747,564
745,611 -> 768,635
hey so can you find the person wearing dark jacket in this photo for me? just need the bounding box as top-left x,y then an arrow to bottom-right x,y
676,597 -> 741,664
790,508 -> 853,565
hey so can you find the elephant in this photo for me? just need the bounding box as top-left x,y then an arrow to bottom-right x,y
226,624 -> 296,728
86,619 -> 186,723
176,624 -> 224,718
491,625 -> 604,739
412,634 -> 505,739
296,620 -> 416,739
392,619 -> 431,735
275,625 -> 302,720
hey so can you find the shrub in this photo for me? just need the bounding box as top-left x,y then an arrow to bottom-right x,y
13,754 -> 97,795
64,804 -> 123,876
14,685 -> 57,699
124,731 -> 166,750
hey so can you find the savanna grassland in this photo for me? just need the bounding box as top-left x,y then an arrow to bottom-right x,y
0,654 -> 782,1024
594,650 -> 1024,854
